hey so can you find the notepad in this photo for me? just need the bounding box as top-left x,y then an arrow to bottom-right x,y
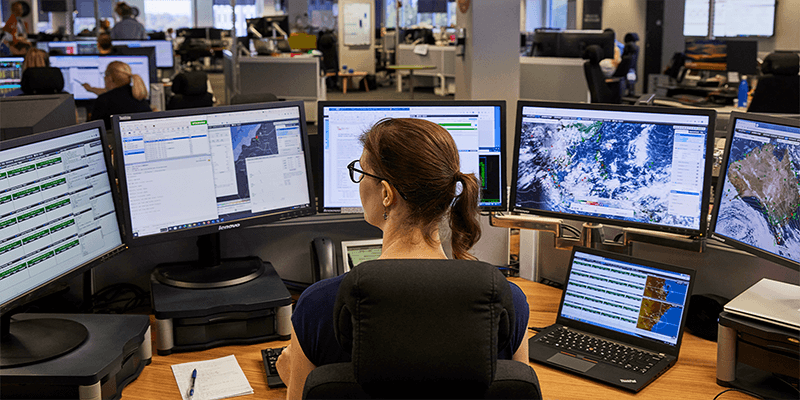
171,355 -> 254,400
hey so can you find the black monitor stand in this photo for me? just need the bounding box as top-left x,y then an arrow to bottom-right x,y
0,313 -> 88,368
152,232 -> 265,289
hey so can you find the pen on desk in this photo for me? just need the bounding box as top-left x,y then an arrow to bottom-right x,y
187,369 -> 197,400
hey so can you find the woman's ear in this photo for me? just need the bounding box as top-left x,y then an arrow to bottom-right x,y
380,180 -> 394,207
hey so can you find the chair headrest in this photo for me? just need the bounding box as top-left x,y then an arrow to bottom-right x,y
761,52 -> 800,76
624,32 -> 639,43
171,71 -> 208,96
333,259 -> 516,395
583,45 -> 604,63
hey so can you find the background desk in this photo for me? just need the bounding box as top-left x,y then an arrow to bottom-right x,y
395,44 -> 456,95
121,278 -> 750,400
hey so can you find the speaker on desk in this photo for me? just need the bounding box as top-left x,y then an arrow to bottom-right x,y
686,293 -> 730,341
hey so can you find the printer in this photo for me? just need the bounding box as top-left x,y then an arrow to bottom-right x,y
717,278 -> 800,399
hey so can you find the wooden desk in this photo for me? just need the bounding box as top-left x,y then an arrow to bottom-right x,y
121,279 -> 750,400
325,71 -> 369,94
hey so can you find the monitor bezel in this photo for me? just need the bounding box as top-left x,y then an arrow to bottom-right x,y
708,111 -> 800,271
317,100 -> 508,213
112,100 -> 317,247
49,54 -> 155,101
510,100 -> 717,237
0,120 -> 126,315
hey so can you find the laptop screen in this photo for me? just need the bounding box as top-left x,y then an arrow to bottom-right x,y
560,249 -> 692,347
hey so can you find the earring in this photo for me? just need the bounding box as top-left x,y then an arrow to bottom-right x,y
383,207 -> 388,220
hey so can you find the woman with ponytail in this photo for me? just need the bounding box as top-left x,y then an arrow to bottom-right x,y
277,118 -> 530,399
87,60 -> 151,130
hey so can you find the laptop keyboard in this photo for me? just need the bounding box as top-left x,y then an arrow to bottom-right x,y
536,327 -> 664,374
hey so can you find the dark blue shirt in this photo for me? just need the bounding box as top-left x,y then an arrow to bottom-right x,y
292,265 -> 530,367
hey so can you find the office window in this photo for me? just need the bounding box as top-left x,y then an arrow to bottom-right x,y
384,0 -> 455,29
548,0 -> 568,29
145,0 -> 192,32
213,0 -> 257,36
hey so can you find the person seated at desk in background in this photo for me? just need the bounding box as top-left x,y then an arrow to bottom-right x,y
276,118 -> 530,399
84,61 -> 151,129
20,48 -> 65,95
110,1 -> 147,40
97,33 -> 121,55
599,39 -> 624,78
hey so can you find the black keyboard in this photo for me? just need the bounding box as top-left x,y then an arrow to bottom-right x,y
262,347 -> 286,388
536,327 -> 664,374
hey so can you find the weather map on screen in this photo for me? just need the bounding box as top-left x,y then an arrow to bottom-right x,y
514,105 -> 712,234
712,117 -> 800,265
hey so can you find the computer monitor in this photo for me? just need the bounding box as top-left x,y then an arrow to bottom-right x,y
110,46 -> 158,82
44,41 -> 98,55
709,112 -> 800,271
557,29 -> 615,59
247,15 -> 290,38
531,29 -> 559,57
511,101 -> 716,237
684,39 -> 727,72
112,101 -> 316,288
0,120 -> 125,368
726,40 -> 758,76
50,55 -> 152,101
318,101 -> 507,213
0,57 -> 23,96
113,40 -> 175,69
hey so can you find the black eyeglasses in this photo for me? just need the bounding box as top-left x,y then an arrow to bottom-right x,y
347,160 -> 407,200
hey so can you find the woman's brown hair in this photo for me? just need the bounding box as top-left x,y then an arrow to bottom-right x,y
105,61 -> 148,100
23,48 -> 49,70
360,118 -> 482,260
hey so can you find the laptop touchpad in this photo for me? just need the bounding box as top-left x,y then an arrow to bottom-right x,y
547,353 -> 596,372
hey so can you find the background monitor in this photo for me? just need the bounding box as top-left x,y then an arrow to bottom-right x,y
45,41 -> 98,55
709,112 -> 800,270
318,101 -> 507,213
247,16 -> 290,38
684,39 -> 727,71
112,101 -> 315,287
110,46 -> 158,82
0,57 -> 23,96
557,29 -> 615,59
113,40 -> 175,68
0,120 -> 125,367
530,29 -> 559,57
726,40 -> 758,76
511,101 -> 716,237
50,55 -> 152,101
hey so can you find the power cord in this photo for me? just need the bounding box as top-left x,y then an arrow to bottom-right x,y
560,224 -> 581,239
85,283 -> 149,314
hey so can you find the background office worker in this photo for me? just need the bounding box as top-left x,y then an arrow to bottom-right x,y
110,2 -> 146,40
86,61 -> 150,129
276,118 -> 530,399
20,47 -> 64,94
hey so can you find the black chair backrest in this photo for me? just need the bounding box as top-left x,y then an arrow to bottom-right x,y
171,71 -> 208,96
583,45 -> 617,103
613,55 -> 634,78
21,67 -> 65,95
761,52 -> 800,76
229,92 -> 279,105
333,259 -> 515,398
317,31 -> 338,72
748,52 -> 800,114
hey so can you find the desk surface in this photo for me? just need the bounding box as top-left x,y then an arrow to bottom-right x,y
121,278 -> 751,400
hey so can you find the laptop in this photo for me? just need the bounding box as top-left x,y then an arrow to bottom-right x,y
529,246 -> 696,392
341,238 -> 383,272
723,278 -> 800,331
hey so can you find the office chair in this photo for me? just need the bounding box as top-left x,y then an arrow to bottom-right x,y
583,45 -> 621,104
166,71 -> 214,110
612,54 -> 634,97
622,32 -> 640,94
229,92 -> 279,105
20,67 -> 65,95
748,52 -> 800,114
302,260 -> 542,399
317,31 -> 339,89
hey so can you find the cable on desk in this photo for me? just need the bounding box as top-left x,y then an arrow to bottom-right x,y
86,283 -> 149,314
712,388 -> 765,400
560,224 -> 581,239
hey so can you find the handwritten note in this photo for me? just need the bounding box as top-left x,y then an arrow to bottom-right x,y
171,355 -> 254,400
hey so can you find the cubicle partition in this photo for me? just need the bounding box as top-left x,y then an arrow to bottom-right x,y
519,56 -> 590,103
395,44 -> 456,95
223,51 -> 325,121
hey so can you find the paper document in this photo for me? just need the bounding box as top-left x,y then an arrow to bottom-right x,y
171,355 -> 254,400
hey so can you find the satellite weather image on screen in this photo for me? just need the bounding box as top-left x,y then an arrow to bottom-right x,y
515,107 -> 710,232
637,276 -> 687,338
714,118 -> 800,264
229,122 -> 279,201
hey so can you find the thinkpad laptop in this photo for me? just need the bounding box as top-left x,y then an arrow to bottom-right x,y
529,247 -> 696,392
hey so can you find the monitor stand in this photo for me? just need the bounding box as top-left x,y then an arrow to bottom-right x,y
0,315 -> 88,368
152,232 -> 264,289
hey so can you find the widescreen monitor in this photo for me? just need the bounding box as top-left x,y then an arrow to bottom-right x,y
709,112 -> 800,270
511,101 -> 716,237
726,40 -> 758,76
0,57 -> 23,96
684,0 -> 776,37
684,40 -> 727,71
113,40 -> 174,68
45,41 -> 98,55
318,101 -> 507,213
557,29 -> 615,59
112,101 -> 315,287
50,55 -> 151,101
0,120 -> 125,367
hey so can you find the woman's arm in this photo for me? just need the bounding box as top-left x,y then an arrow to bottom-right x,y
276,325 -> 316,400
81,83 -> 106,96
512,333 -> 529,363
